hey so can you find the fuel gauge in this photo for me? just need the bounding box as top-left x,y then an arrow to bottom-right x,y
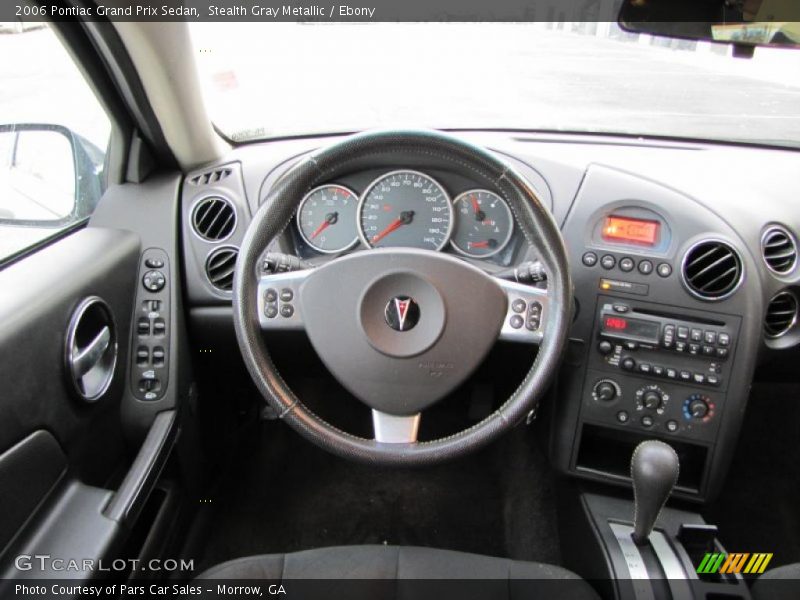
451,190 -> 514,258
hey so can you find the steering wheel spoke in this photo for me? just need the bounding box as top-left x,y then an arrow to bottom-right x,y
372,410 -> 421,443
257,269 -> 310,331
496,279 -> 549,344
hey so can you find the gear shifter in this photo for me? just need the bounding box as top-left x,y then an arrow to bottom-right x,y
630,440 -> 680,545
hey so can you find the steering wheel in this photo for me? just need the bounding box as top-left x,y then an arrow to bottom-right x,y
232,130 -> 572,466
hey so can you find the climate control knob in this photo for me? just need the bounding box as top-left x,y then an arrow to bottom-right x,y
642,390 -> 663,411
635,385 -> 668,413
683,393 -> 715,421
592,379 -> 621,403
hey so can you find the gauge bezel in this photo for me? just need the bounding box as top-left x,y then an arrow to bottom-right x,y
450,189 -> 514,258
357,169 -> 454,251
296,184 -> 361,254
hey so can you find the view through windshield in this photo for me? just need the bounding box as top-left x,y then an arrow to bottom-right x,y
190,22 -> 800,147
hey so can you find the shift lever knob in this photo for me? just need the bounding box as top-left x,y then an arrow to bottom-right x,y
631,440 -> 679,545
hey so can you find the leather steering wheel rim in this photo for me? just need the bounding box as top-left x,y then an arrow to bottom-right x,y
232,130 -> 572,466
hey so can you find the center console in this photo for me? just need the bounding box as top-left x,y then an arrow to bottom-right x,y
551,165 -> 762,502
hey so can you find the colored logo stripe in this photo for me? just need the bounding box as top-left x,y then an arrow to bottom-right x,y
697,553 -> 773,575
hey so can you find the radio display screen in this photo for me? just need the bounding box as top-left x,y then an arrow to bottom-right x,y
601,315 -> 660,341
602,216 -> 660,246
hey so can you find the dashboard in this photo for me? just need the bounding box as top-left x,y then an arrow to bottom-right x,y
179,131 -> 800,502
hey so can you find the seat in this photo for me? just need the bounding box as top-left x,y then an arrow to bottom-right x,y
751,563 -> 800,600
196,545 -> 599,599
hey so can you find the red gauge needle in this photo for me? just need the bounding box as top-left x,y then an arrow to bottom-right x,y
371,210 -> 414,244
471,195 -> 480,214
310,212 -> 338,239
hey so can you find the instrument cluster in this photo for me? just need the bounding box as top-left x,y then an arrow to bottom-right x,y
293,169 -> 518,263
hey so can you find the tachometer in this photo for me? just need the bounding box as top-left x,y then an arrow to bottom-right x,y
358,171 -> 452,250
296,185 -> 360,254
451,190 -> 513,258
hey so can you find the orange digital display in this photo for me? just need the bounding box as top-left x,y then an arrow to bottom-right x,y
602,216 -> 660,246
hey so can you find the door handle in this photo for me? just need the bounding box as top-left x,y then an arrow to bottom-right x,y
71,326 -> 111,378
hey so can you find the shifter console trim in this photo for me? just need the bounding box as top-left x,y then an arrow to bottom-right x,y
609,522 -> 656,598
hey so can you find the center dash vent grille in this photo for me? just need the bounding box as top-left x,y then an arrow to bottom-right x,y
205,247 -> 238,291
682,240 -> 743,300
765,291 -> 798,338
192,197 -> 236,241
762,227 -> 797,275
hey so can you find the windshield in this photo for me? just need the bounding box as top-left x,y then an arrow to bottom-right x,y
190,23 -> 800,147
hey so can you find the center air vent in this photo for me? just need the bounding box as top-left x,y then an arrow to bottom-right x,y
192,197 -> 236,241
765,291 -> 798,338
762,227 -> 797,275
205,247 -> 238,291
682,240 -> 743,300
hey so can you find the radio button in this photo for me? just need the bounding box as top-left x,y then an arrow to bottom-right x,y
624,341 -> 638,350
693,373 -> 706,384
598,340 -> 613,355
582,251 -> 598,267
704,331 -> 717,344
612,303 -> 630,313
718,333 -> 730,347
702,345 -> 715,356
621,356 -> 636,371
619,257 -> 635,272
679,370 -> 692,381
707,374 -> 720,386
652,365 -> 664,377
638,363 -> 652,374
600,254 -> 616,270
688,343 -> 700,355
666,368 -> 678,379
677,326 -> 689,340
675,341 -> 687,352
690,328 -> 703,341
716,347 -> 729,359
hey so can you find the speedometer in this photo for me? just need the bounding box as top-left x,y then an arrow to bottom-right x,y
358,170 -> 452,250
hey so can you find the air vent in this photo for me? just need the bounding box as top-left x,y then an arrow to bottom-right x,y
192,197 -> 236,241
189,168 -> 232,186
205,247 -> 238,291
682,240 -> 743,300
761,227 -> 797,275
765,291 -> 798,338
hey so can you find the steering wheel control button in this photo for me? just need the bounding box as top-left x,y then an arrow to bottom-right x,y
264,288 -> 278,303
264,305 -> 278,318
142,270 -> 166,292
657,262 -> 672,277
582,251 -> 598,267
511,299 -> 527,313
509,315 -> 524,329
280,304 -> 294,318
638,260 -> 653,275
280,288 -> 294,302
619,257 -> 634,272
600,254 -> 616,270
384,296 -> 420,332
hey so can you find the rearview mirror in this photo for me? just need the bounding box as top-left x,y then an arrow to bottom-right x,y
0,123 -> 104,226
619,0 -> 800,51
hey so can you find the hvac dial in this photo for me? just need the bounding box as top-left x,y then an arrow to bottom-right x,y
358,170 -> 453,250
451,190 -> 514,258
296,185 -> 360,254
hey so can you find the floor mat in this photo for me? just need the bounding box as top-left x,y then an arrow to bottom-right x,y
186,418 -> 562,573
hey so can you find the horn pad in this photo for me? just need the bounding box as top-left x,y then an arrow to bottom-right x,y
299,249 -> 507,415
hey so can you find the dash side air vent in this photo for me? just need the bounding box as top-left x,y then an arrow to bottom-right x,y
205,247 -> 238,292
761,227 -> 797,275
682,240 -> 743,301
191,197 -> 236,241
765,291 -> 798,338
189,168 -> 233,186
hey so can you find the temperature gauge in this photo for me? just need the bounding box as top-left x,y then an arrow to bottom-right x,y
451,190 -> 514,258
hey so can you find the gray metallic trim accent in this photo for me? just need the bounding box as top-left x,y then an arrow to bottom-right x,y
761,225 -> 798,276
189,194 -> 238,244
650,530 -> 694,596
372,410 -> 420,443
356,169 -> 454,251
609,522 -> 656,598
679,238 -> 744,302
497,279 -> 548,344
64,296 -> 118,403
450,189 -> 514,258
295,184 -> 360,254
